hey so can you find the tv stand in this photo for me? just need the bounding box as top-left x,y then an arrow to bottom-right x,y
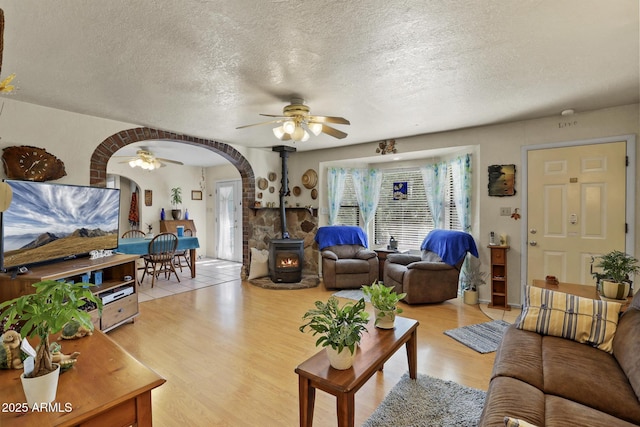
0,254 -> 140,332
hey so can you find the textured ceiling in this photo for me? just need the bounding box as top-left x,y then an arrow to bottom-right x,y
0,1 -> 638,166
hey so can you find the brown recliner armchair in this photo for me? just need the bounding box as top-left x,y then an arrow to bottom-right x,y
383,229 -> 478,304
321,244 -> 379,289
315,225 -> 379,289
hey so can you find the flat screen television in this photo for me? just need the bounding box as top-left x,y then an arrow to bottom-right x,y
0,180 -> 121,272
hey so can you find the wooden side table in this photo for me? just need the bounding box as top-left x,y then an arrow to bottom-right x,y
488,245 -> 510,310
295,317 -> 418,427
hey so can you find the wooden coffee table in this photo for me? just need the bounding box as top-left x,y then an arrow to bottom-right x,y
295,316 -> 418,427
531,279 -> 632,311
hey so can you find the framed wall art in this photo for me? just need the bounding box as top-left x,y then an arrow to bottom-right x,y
144,189 -> 153,206
488,164 -> 516,196
191,190 -> 203,200
393,182 -> 407,200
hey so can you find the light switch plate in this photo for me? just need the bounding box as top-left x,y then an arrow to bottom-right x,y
500,207 -> 511,216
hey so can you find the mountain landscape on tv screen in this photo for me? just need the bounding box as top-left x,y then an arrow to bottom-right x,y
2,181 -> 120,269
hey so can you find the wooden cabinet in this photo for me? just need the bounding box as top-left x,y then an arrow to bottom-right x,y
160,219 -> 196,235
488,245 -> 510,310
0,254 -> 140,332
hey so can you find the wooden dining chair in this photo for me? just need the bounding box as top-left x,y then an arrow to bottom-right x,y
141,233 -> 180,287
174,228 -> 193,272
122,229 -> 146,238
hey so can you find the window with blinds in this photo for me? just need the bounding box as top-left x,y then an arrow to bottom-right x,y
338,167 -> 461,248
374,168 -> 432,247
334,174 -> 361,226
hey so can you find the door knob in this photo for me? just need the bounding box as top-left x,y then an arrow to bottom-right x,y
530,228 -> 537,234
529,241 -> 537,246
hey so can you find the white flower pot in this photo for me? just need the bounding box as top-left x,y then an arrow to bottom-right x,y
325,346 -> 356,370
374,308 -> 396,329
601,280 -> 630,300
21,364 -> 60,406
463,290 -> 479,305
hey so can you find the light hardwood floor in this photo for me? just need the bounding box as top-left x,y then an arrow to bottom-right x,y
108,259 -> 502,427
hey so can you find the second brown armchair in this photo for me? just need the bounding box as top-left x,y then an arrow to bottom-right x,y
383,229 -> 479,304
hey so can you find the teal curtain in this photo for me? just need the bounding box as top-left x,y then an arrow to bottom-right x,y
327,167 -> 348,225
351,168 -> 383,230
420,161 -> 448,229
451,153 -> 474,292
451,153 -> 473,232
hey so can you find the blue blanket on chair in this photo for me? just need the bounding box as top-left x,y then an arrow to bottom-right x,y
420,230 -> 479,266
315,226 -> 368,250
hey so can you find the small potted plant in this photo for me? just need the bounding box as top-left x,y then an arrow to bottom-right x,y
361,281 -> 406,329
461,258 -> 487,305
170,187 -> 182,220
0,280 -> 103,405
299,296 -> 369,370
593,250 -> 639,300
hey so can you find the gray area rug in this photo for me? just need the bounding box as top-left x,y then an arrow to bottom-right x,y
332,289 -> 370,302
444,320 -> 510,354
362,372 -> 486,427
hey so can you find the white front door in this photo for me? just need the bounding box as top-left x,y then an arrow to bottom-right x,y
526,141 -> 627,285
216,180 -> 242,262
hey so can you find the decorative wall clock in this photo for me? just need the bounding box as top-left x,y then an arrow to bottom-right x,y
2,145 -> 67,182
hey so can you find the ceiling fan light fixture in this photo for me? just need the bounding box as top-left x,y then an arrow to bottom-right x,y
282,120 -> 296,134
273,126 -> 286,139
291,126 -> 307,142
308,122 -> 322,136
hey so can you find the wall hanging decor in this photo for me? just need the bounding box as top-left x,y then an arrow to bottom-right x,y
144,189 -> 153,206
488,164 -> 516,196
376,139 -> 397,155
393,182 -> 407,200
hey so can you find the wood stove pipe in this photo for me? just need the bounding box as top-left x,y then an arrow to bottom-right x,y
272,145 -> 296,239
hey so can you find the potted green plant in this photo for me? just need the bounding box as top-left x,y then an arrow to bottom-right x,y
170,187 -> 182,220
299,296 -> 369,370
461,258 -> 487,305
0,280 -> 103,405
593,250 -> 639,300
361,281 -> 406,329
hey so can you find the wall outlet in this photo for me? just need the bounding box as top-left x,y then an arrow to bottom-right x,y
500,207 -> 511,216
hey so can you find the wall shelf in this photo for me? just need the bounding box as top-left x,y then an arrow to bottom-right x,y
250,206 -> 318,217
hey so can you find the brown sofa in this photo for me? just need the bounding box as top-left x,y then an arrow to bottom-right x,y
479,290 -> 640,426
320,244 -> 378,289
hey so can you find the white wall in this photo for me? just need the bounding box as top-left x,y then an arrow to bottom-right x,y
1,98 -> 637,305
294,104 -> 640,305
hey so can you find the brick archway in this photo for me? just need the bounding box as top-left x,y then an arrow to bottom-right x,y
89,127 -> 254,277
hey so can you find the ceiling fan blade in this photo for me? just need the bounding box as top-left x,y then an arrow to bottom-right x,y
321,124 -> 348,139
157,158 -> 184,165
236,119 -> 285,129
117,158 -> 137,163
309,115 -> 350,125
259,114 -> 287,118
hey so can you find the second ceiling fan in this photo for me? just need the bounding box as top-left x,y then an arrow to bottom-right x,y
237,98 -> 350,142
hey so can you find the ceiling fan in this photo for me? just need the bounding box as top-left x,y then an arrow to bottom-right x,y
117,148 -> 184,170
236,98 -> 350,142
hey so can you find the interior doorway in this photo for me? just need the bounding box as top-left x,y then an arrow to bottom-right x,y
522,135 -> 636,295
216,179 -> 242,262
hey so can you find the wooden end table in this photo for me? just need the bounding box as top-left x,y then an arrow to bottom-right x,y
295,316 -> 418,427
0,330 -> 165,426
531,279 -> 632,312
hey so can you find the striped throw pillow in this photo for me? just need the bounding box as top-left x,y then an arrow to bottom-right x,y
515,285 -> 621,353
